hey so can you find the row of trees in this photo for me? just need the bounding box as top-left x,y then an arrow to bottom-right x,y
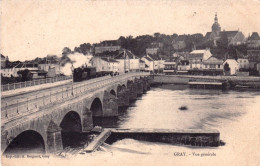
59,32 -> 251,61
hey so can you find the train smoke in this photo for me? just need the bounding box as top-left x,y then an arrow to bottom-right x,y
60,52 -> 92,75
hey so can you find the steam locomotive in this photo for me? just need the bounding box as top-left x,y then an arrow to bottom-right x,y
73,66 -> 119,82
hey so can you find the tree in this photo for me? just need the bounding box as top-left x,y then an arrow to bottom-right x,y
217,32 -> 228,49
74,43 -> 92,55
62,47 -> 72,56
154,32 -> 161,40
17,69 -> 33,82
224,63 -> 230,72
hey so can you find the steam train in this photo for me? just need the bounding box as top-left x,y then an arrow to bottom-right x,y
73,66 -> 119,82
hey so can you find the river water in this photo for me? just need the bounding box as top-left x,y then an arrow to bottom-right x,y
84,84 -> 260,166
3,84 -> 260,166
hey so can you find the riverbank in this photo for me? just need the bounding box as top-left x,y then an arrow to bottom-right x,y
151,74 -> 260,89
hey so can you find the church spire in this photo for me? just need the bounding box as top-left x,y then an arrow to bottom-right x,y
212,12 -> 221,34
214,12 -> 218,24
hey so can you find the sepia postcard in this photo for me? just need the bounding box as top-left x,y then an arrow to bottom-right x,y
1,0 -> 260,166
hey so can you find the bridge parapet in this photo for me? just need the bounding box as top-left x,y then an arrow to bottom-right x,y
1,72 -> 149,124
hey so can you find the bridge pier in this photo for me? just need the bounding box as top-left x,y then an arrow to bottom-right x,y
82,107 -> 93,132
103,91 -> 118,117
47,120 -> 63,153
135,78 -> 144,96
117,86 -> 130,107
127,80 -> 138,100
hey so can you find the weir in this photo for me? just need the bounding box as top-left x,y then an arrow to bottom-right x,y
79,127 -> 223,154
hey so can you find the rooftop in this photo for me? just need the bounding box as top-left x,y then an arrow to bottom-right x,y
114,49 -> 138,59
101,57 -> 119,63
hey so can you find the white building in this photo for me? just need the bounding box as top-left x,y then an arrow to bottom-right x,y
141,54 -> 164,73
146,48 -> 159,55
114,49 -> 142,73
38,63 -> 62,77
223,59 -> 238,75
177,60 -> 190,74
141,56 -> 154,72
188,49 -> 212,70
139,59 -> 145,71
94,40 -> 121,54
1,63 -> 39,78
163,59 -> 176,74
91,57 -> 119,72
237,58 -> 249,70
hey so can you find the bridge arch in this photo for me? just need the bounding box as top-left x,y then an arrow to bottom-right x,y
117,84 -> 122,94
110,89 -> 116,96
59,111 -> 82,148
4,130 -> 45,154
90,98 -> 103,117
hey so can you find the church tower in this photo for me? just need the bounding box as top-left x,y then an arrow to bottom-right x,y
211,13 -> 221,37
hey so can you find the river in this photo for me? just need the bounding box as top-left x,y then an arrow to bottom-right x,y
87,84 -> 260,166
3,84 -> 260,166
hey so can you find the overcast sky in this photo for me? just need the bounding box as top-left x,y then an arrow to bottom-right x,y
1,0 -> 260,61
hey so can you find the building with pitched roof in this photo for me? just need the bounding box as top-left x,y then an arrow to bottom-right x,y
223,59 -> 238,75
114,49 -> 143,73
163,58 -> 177,75
187,49 -> 212,70
1,62 -> 47,78
146,48 -> 159,55
94,40 -> 121,54
177,60 -> 190,74
141,55 -> 154,72
247,32 -> 260,49
141,54 -> 165,73
91,56 -> 119,72
205,13 -> 246,46
203,57 -> 224,75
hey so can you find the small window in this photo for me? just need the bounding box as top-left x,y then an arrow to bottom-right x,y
218,64 -> 221,68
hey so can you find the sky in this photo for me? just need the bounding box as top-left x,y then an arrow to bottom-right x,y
1,0 -> 260,61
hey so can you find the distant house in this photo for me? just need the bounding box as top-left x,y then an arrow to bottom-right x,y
139,59 -> 145,71
141,55 -> 154,72
172,35 -> 187,50
141,54 -> 164,73
247,50 -> 260,62
146,48 -> 159,55
187,49 -> 212,70
247,32 -> 260,49
114,49 -> 142,73
223,59 -> 238,75
1,62 -> 47,79
237,58 -> 249,70
163,58 -> 177,75
177,60 -> 189,74
91,57 -> 119,72
38,62 -> 62,77
203,57 -> 224,75
94,40 -> 121,54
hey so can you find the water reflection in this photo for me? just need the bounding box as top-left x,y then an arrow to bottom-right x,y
98,84 -> 260,132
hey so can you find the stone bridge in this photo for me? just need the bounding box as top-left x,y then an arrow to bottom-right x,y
1,72 -> 151,154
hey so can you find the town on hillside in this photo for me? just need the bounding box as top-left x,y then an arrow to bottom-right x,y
1,13 -> 260,85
